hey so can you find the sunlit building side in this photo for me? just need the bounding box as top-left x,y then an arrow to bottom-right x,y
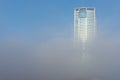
74,7 -> 96,46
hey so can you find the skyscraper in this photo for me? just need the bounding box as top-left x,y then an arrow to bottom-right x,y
74,7 -> 96,45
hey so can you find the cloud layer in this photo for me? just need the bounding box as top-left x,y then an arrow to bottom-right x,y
0,36 -> 120,80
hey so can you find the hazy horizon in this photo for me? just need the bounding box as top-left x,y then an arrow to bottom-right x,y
0,0 -> 120,80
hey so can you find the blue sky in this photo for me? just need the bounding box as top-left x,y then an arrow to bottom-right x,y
0,0 -> 120,42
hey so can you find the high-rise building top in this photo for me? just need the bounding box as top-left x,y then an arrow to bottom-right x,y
74,7 -> 96,45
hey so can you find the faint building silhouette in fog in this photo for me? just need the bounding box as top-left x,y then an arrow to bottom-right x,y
74,7 -> 96,46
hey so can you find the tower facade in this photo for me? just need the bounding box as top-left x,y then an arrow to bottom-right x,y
74,7 -> 96,45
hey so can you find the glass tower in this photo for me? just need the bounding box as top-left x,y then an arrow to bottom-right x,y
74,7 -> 96,45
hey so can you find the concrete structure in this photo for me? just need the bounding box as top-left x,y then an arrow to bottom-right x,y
74,7 -> 96,46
